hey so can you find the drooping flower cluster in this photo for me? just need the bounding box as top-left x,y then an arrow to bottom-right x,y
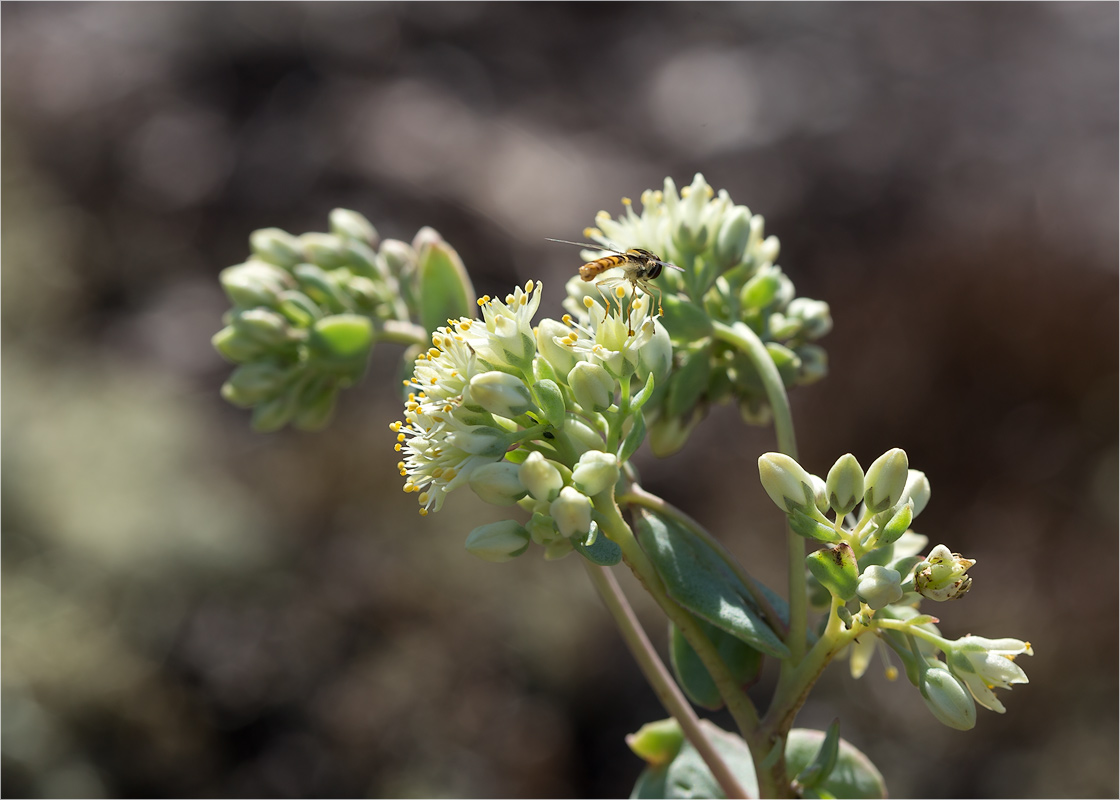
568,174 -> 833,453
757,448 -> 1032,728
392,281 -> 668,562
214,209 -> 441,432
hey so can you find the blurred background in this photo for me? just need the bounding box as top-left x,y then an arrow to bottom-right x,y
2,3 -> 1117,797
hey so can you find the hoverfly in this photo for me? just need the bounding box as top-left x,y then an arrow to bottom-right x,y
546,237 -> 684,335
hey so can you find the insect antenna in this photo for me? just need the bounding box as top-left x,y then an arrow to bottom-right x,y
544,237 -> 624,254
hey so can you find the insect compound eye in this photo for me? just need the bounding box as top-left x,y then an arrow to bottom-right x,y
646,262 -> 663,279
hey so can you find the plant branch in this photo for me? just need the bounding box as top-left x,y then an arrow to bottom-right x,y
712,320 -> 807,666
582,560 -> 750,800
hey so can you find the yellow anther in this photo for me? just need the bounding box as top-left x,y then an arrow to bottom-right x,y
443,468 -> 456,481
525,279 -> 534,292
418,492 -> 430,505
394,443 -> 402,451
419,508 -> 428,516
583,227 -> 601,238
595,210 -> 610,221
397,433 -> 405,442
621,196 -> 632,206
477,296 -> 490,306
562,314 -> 573,325
615,285 -> 627,299
583,296 -> 595,308
390,421 -> 402,432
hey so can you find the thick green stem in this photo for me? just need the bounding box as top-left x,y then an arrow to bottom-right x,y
617,484 -> 787,639
712,321 -> 807,667
582,561 -> 750,800
593,492 -> 762,740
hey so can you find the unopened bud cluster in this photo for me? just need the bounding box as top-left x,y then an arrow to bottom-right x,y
571,174 -> 832,455
757,448 -> 1031,727
214,210 -> 461,431
393,281 -> 667,563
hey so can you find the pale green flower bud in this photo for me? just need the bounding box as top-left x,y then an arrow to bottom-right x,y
864,448 -> 909,513
572,450 -> 620,497
212,325 -> 265,362
329,208 -> 379,247
945,635 -> 1032,714
786,297 -> 833,339
233,308 -> 294,348
915,544 -> 975,602
527,511 -> 562,546
637,319 -> 673,382
902,470 -> 931,518
519,451 -> 564,502
740,270 -> 781,311
806,542 -> 859,601
568,361 -> 615,412
468,371 -> 533,418
464,520 -> 530,562
647,410 -> 701,458
810,474 -> 829,515
537,318 -> 581,377
468,461 -> 528,506
714,206 -> 753,266
793,344 -> 828,386
562,416 -> 607,454
250,227 -> 303,269
825,453 -> 864,517
857,565 -> 903,610
758,234 -> 780,266
445,426 -> 509,457
919,664 -> 977,730
550,486 -> 592,539
300,232 -> 351,270
378,239 -> 416,277
222,362 -> 292,407
757,453 -> 817,514
220,260 -> 293,308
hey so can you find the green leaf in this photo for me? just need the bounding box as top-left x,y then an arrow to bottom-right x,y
660,294 -> 714,340
785,729 -> 886,799
794,719 -> 841,792
617,411 -> 647,463
531,378 -> 566,428
634,509 -> 789,658
806,544 -> 859,602
630,720 -> 758,799
415,231 -> 476,333
666,345 -> 712,419
572,530 -> 622,566
669,618 -> 763,711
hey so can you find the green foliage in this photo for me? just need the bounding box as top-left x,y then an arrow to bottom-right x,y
634,509 -> 789,658
668,618 -> 763,711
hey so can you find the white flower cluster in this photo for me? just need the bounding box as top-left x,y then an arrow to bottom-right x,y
392,282 -> 668,562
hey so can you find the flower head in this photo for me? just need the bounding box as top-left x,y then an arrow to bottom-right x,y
393,283 -> 545,516
945,635 -> 1033,713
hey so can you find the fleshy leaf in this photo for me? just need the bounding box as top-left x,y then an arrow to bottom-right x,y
785,729 -> 886,799
414,229 -> 476,333
669,618 -> 763,711
573,531 -> 622,566
630,720 -> 759,799
634,509 -> 789,658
